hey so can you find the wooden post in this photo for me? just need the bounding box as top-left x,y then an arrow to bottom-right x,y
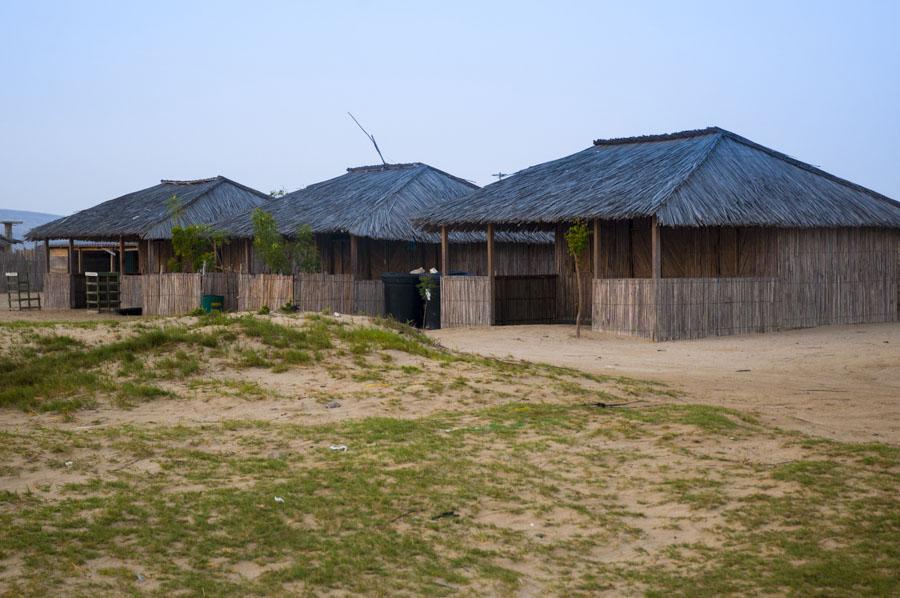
118,236 -> 126,274
139,240 -> 147,275
440,226 -> 449,274
733,228 -> 740,276
592,219 -> 601,279
77,248 -> 82,274
44,239 -> 51,273
651,217 -> 661,279
349,235 -> 359,279
244,239 -> 252,274
68,239 -> 75,274
487,223 -> 495,325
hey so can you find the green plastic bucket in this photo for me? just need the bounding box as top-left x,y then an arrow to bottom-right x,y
200,294 -> 225,314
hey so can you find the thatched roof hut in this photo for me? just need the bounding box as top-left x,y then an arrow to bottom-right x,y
215,163 -> 549,244
418,127 -> 900,231
422,127 -> 900,340
27,176 -> 268,242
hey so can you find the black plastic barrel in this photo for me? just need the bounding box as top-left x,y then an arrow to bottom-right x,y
381,273 -> 424,327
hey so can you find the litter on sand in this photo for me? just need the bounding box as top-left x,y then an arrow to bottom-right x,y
329,444 -> 348,452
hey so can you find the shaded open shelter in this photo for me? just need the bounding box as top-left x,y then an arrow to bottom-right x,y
25,176 -> 268,308
418,127 -> 900,338
215,162 -> 554,279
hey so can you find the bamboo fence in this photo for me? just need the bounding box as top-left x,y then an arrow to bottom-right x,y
0,249 -> 45,293
43,272 -> 72,309
294,273 -> 354,314
142,273 -> 203,316
120,275 -> 143,308
353,280 -> 384,316
237,274 -> 294,312
441,276 -> 492,328
202,272 -> 240,312
592,227 -> 899,340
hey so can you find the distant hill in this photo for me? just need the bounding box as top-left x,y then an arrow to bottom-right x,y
0,209 -> 62,247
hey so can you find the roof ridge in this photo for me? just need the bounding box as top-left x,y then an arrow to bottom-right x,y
417,164 -> 479,190
346,163 -> 422,174
160,177 -> 221,185
142,176 -> 228,237
593,127 -> 723,146
649,132 -> 725,217
370,164 -> 432,225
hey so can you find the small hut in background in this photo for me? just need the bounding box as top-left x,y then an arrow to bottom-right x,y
215,162 -> 553,278
0,221 -> 23,253
26,176 -> 267,308
418,127 -> 900,339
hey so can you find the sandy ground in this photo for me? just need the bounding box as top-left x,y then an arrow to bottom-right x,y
430,322 -> 900,444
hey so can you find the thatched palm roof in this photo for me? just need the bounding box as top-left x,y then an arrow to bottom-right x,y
417,127 -> 900,231
216,163 -> 551,244
27,177 -> 268,241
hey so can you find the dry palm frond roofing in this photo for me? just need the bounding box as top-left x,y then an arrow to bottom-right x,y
215,162 -> 551,244
26,177 -> 268,241
417,127 -> 900,231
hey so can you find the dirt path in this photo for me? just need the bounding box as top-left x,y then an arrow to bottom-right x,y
430,322 -> 900,444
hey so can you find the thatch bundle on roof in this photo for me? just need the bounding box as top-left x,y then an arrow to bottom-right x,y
215,163 -> 550,244
27,177 -> 268,241
417,127 -> 900,231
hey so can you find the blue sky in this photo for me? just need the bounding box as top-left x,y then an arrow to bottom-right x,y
1,0 -> 898,214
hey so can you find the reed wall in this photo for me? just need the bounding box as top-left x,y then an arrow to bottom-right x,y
441,276 -> 492,328
0,249 -> 45,293
142,273 -> 202,316
120,275 -> 143,308
353,280 -> 385,317
592,227 -> 899,340
494,275 -> 557,325
294,273 -> 354,314
237,274 -> 294,312
44,272 -> 72,309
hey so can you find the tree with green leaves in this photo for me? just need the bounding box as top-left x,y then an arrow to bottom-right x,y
166,195 -> 228,273
251,208 -> 320,275
564,219 -> 590,337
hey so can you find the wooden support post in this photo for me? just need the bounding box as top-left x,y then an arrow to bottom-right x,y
349,235 -> 359,279
44,239 -> 51,273
139,240 -> 147,274
244,239 -> 252,274
118,236 -> 126,274
440,226 -> 449,275
77,249 -> 82,274
651,217 -> 661,279
733,228 -> 740,276
554,223 -> 564,275
487,223 -> 495,325
592,219 -> 601,279
68,239 -> 75,274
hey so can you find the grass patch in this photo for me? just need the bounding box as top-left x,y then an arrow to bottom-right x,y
1,402 -> 897,595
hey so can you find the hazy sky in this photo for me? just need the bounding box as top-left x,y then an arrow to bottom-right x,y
1,1 -> 898,215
